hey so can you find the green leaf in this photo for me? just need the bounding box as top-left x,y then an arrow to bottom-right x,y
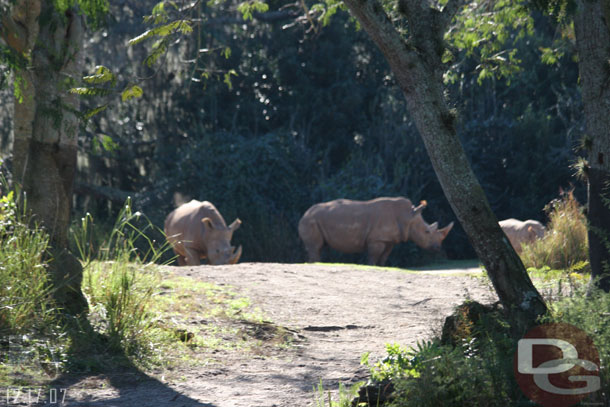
70,87 -> 113,97
237,1 -> 269,20
223,69 -> 238,90
100,134 -> 119,152
83,65 -> 116,86
128,30 -> 155,46
129,20 -> 192,46
121,85 -> 143,102
144,39 -> 169,67
83,104 -> 109,120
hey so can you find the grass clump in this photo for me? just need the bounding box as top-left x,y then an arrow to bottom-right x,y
0,191 -> 69,386
521,190 -> 589,271
543,285 -> 610,398
74,199 -> 175,369
0,191 -> 56,336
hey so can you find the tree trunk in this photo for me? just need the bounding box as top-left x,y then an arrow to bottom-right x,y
2,1 -> 88,314
342,0 -> 547,335
574,0 -> 610,293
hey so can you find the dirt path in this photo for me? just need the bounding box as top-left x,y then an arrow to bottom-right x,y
53,263 -> 496,407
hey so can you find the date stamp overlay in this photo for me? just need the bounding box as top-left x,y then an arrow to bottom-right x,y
514,322 -> 601,407
2,335 -> 69,405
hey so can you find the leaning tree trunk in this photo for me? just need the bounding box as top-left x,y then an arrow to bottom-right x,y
574,0 -> 610,293
1,1 -> 88,315
342,0 -> 547,335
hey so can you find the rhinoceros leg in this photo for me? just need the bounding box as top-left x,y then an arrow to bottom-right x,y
177,255 -> 187,266
305,247 -> 321,263
184,248 -> 202,266
367,241 -> 387,266
378,244 -> 394,267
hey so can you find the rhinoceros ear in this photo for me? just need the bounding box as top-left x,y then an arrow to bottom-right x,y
413,200 -> 427,215
201,217 -> 215,230
229,218 -> 242,232
440,222 -> 454,239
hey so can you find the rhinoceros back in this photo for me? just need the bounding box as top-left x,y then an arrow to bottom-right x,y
299,198 -> 412,254
164,200 -> 226,250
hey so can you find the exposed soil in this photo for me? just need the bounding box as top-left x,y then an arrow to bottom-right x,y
47,263 -> 496,407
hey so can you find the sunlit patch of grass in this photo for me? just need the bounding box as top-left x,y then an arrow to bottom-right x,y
150,275 -> 271,363
0,189 -> 72,387
521,190 -> 589,271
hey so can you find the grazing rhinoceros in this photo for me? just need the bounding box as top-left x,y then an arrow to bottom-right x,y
164,200 -> 242,266
298,197 -> 454,266
499,218 -> 546,254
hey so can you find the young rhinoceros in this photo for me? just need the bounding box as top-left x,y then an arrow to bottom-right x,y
499,218 -> 546,254
164,200 -> 242,266
298,197 -> 454,266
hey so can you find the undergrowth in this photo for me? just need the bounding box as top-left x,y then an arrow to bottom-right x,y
318,279 -> 610,407
0,191 -> 67,386
71,199 -> 179,370
521,190 -> 589,271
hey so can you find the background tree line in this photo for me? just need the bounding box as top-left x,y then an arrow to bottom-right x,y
0,0 -> 585,267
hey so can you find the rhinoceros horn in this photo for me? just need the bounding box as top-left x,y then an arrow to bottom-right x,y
228,245 -> 242,265
439,222 -> 454,239
430,222 -> 439,232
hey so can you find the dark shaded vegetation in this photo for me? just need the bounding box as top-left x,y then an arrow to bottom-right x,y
349,288 -> 610,406
0,2 -> 584,266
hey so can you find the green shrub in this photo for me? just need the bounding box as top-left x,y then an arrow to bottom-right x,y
0,191 -> 57,336
75,199 -> 172,365
0,191 -> 71,386
521,190 -> 588,271
544,287 -> 610,401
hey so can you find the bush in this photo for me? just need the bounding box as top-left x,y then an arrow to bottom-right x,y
0,191 -> 71,385
357,303 -> 528,407
521,190 -> 588,271
351,287 -> 610,406
75,199 -> 172,365
0,191 -> 57,337
544,287 -> 610,401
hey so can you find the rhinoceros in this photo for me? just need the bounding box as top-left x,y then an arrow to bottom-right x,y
298,197 -> 454,266
164,200 -> 242,266
499,218 -> 546,254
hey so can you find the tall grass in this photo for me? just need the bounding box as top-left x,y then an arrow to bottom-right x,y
74,199 -> 172,361
521,190 -> 589,271
0,191 -> 57,337
0,190 -> 71,386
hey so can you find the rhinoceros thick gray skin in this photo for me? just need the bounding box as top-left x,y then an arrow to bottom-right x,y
298,197 -> 454,266
164,200 -> 242,266
499,218 -> 546,254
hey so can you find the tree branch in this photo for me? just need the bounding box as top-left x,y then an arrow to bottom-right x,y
439,0 -> 468,31
0,14 -> 28,53
0,0 -> 41,54
342,0 -> 417,71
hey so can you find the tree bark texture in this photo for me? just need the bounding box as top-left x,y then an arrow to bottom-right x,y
1,1 -> 88,314
574,0 -> 610,292
342,0 -> 547,335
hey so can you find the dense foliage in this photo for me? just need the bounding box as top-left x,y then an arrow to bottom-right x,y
0,0 -> 585,266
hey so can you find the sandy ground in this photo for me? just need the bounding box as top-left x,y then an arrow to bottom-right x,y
43,262 -> 496,407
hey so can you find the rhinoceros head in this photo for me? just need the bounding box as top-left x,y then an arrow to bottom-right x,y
407,203 -> 454,251
201,217 -> 242,265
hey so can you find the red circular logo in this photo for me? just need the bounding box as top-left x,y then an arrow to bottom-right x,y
514,323 -> 600,407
